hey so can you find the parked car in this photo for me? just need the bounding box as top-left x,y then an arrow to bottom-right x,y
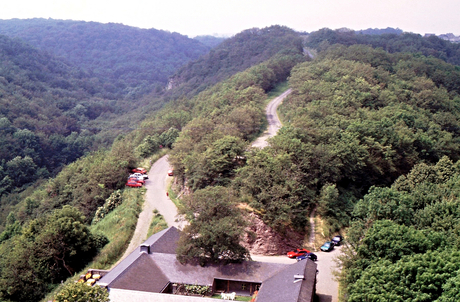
296,252 -> 317,261
320,241 -> 334,252
131,172 -> 148,180
126,180 -> 143,187
287,248 -> 311,258
332,235 -> 343,246
132,167 -> 147,174
128,176 -> 145,184
167,169 -> 174,176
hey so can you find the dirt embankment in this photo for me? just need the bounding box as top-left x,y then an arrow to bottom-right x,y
241,213 -> 304,255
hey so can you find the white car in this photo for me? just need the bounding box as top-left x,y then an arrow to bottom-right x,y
130,172 -> 148,180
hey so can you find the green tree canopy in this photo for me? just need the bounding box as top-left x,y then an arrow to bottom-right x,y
176,186 -> 250,265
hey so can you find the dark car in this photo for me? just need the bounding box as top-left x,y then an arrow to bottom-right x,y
320,241 -> 334,252
287,248 -> 311,258
296,252 -> 317,261
332,235 -> 343,246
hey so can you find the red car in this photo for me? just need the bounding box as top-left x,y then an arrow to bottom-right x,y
126,180 -> 143,187
128,176 -> 145,184
167,169 -> 174,176
287,248 -> 311,258
132,167 -> 147,174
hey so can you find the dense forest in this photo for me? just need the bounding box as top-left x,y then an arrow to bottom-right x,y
1,20 -> 460,301
0,19 -> 213,196
0,18 -> 210,98
166,25 -> 304,98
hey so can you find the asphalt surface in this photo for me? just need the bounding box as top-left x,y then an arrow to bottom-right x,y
315,246 -> 341,302
251,89 -> 292,148
114,155 -> 183,266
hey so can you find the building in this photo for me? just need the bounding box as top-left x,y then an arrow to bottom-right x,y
97,227 -> 317,302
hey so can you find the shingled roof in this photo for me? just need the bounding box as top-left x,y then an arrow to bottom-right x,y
97,226 -> 317,302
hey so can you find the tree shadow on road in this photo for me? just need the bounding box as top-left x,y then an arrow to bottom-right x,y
315,293 -> 333,302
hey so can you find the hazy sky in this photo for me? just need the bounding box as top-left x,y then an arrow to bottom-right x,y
0,0 -> 458,37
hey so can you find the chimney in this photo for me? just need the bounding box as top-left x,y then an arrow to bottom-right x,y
294,274 -> 304,283
140,244 -> 150,254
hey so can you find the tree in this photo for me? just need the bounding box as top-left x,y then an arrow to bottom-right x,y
24,206 -> 99,282
347,251 -> 460,302
5,155 -> 38,186
176,186 -> 250,265
54,282 -> 109,302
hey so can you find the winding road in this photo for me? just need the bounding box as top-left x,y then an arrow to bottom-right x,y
251,89 -> 292,148
117,89 -> 340,301
115,155 -> 183,264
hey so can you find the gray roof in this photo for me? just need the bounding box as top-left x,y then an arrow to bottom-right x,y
108,253 -> 170,292
255,259 -> 317,302
98,227 -> 180,287
142,252 -> 288,286
98,227 -> 317,302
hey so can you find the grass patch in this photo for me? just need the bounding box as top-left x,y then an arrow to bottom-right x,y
90,187 -> 145,269
41,187 -> 145,302
146,209 -> 168,238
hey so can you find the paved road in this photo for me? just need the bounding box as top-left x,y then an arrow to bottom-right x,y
251,88 -> 340,301
114,155 -> 183,266
315,247 -> 341,302
144,155 -> 184,229
252,247 -> 340,302
251,89 -> 292,148
116,89 -> 340,301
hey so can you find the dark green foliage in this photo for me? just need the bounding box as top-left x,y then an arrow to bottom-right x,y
0,18 -> 210,98
305,28 -> 460,66
234,145 -> 312,233
348,251 -> 460,302
275,46 -> 460,233
168,25 -> 304,98
168,56 -> 299,190
342,158 -> 460,301
92,190 -> 124,224
176,186 -> 250,265
0,206 -> 100,301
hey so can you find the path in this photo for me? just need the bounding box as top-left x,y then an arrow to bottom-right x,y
114,155 -> 182,266
251,88 -> 340,301
114,88 -> 340,301
251,89 -> 292,148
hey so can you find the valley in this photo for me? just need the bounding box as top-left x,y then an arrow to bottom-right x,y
0,20 -> 460,302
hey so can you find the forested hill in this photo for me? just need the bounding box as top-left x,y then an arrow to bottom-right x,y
0,34 -> 112,195
0,18 -> 210,99
167,25 -> 304,98
3,23 -> 460,301
305,28 -> 460,66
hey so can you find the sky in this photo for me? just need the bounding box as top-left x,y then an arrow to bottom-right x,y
0,0 -> 459,38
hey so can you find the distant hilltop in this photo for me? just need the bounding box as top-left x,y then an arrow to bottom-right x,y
435,33 -> 460,43
353,27 -> 460,43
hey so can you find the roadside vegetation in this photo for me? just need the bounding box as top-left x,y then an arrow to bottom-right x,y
146,209 -> 168,238
1,20 -> 460,301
